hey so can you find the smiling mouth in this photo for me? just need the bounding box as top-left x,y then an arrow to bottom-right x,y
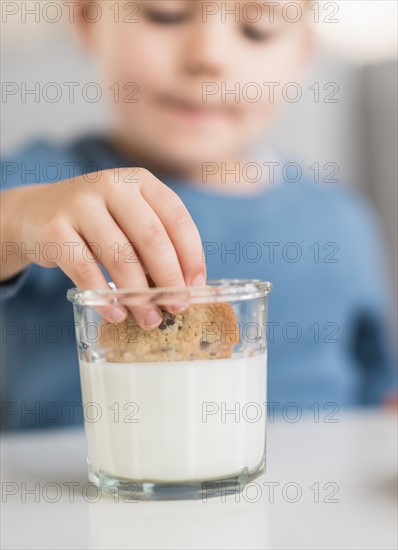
157,95 -> 231,121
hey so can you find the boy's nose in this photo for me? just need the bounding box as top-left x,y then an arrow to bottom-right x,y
182,21 -> 231,79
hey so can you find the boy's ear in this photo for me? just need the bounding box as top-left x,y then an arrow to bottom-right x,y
72,0 -> 97,50
301,24 -> 317,67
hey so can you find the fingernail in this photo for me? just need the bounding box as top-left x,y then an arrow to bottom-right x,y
190,273 -> 206,286
169,302 -> 189,314
109,307 -> 127,323
144,309 -> 163,329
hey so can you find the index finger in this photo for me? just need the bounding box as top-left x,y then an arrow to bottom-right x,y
140,175 -> 206,287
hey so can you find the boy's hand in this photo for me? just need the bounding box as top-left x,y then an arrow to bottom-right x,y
1,168 -> 206,328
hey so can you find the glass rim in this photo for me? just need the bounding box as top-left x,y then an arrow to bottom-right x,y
67,279 -> 272,307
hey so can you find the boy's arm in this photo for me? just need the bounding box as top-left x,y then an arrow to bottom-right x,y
0,142 -> 68,296
1,186 -> 42,283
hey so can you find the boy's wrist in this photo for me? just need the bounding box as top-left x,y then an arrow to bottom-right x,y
0,185 -> 43,280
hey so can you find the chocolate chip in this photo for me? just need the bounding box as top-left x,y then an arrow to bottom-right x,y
158,314 -> 176,331
200,341 -> 210,349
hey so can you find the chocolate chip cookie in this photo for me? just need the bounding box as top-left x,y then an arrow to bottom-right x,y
98,303 -> 239,362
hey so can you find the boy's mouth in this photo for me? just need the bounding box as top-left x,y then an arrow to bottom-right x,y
156,95 -> 233,123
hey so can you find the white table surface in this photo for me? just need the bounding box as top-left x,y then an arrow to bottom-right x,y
1,409 -> 397,550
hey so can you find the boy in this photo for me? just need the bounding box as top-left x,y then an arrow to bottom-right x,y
1,1 -> 396,429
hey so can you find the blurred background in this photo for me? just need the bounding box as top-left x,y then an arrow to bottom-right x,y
1,0 -> 397,307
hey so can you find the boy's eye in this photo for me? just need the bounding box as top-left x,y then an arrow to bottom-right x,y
243,25 -> 272,42
144,10 -> 191,24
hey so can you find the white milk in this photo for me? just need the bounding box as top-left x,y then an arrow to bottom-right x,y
79,353 -> 267,482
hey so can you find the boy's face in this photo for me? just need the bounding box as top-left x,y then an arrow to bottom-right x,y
78,0 -> 313,172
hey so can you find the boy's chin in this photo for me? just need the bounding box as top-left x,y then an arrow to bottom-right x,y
153,135 -> 244,167
119,127 -> 252,177
154,143 -> 238,175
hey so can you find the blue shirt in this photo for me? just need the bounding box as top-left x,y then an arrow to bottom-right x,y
1,136 -> 396,430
